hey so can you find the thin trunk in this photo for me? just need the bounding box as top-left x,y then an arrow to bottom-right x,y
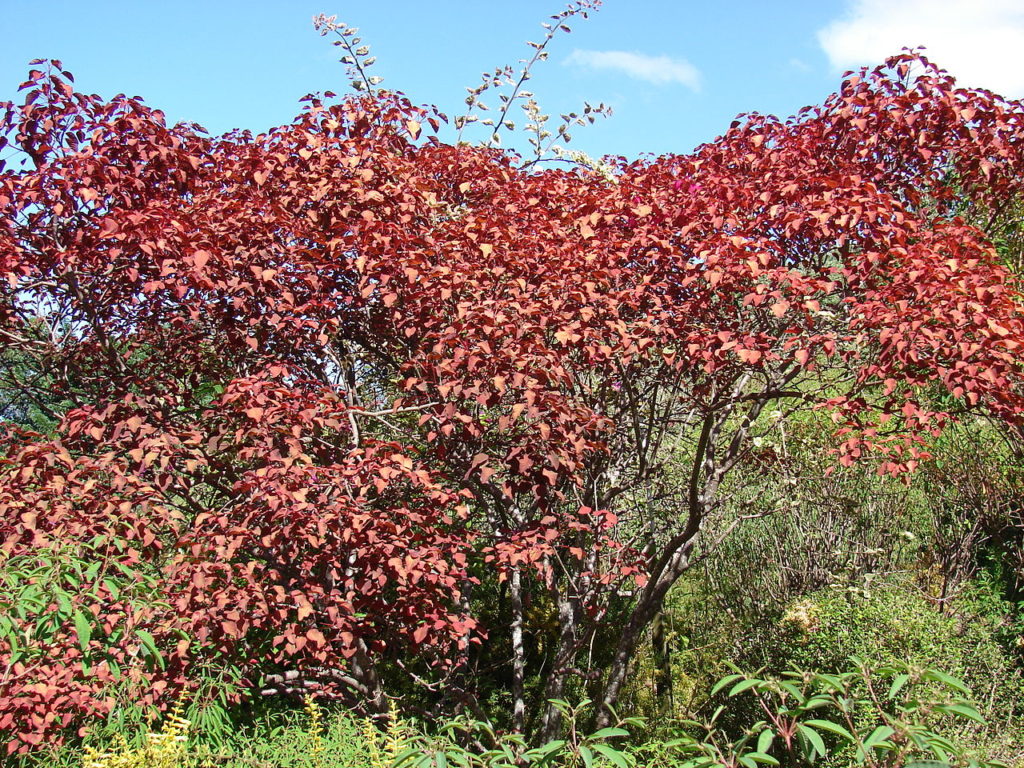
596,546 -> 692,728
652,610 -> 673,714
596,602 -> 655,726
537,591 -> 579,741
509,567 -> 527,732
595,378 -> 790,726
351,638 -> 387,716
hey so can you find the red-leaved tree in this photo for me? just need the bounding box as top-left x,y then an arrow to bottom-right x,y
2,46 -> 1024,751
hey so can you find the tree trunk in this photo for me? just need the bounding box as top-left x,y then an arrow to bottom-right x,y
595,547 -> 692,728
652,609 -> 673,714
537,591 -> 581,741
351,638 -> 388,716
595,609 -> 649,727
509,567 -> 527,732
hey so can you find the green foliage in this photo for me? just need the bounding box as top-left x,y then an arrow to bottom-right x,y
17,697 -> 643,768
388,699 -> 641,768
716,580 -> 1022,764
81,703 -> 192,768
772,582 -> 1022,703
20,663 -> 1016,768
0,535 -> 164,677
20,700 -> 387,768
637,660 -> 1010,768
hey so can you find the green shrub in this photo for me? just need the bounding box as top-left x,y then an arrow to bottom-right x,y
636,659 -> 1013,768
750,579 -> 1024,763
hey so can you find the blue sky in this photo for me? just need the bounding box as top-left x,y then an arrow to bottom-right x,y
3,1 -> 1023,161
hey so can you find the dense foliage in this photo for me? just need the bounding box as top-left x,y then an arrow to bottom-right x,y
2,5 -> 1024,763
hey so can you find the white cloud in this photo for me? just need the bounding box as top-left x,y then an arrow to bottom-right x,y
565,49 -> 701,91
817,0 -> 1024,98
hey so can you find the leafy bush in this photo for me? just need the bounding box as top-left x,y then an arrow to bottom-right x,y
747,580 -> 1024,763
638,659 -> 1012,768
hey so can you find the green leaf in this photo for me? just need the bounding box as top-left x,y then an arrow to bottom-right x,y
547,699 -> 572,715
102,578 -> 121,601
887,673 -> 910,699
729,679 -> 763,697
590,727 -> 630,740
393,746 -> 422,766
112,560 -> 139,578
525,739 -> 566,758
757,728 -> 774,754
591,743 -> 631,768
136,629 -> 165,670
803,695 -> 832,710
778,682 -> 805,702
664,736 -> 698,748
710,674 -> 744,697
796,724 -> 827,759
923,669 -> 970,695
804,719 -> 854,743
72,611 -> 91,652
744,753 -> 780,766
579,744 -> 594,768
812,673 -> 847,692
924,732 -> 956,757
56,592 -> 72,616
937,702 -> 985,724
863,725 -> 895,752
